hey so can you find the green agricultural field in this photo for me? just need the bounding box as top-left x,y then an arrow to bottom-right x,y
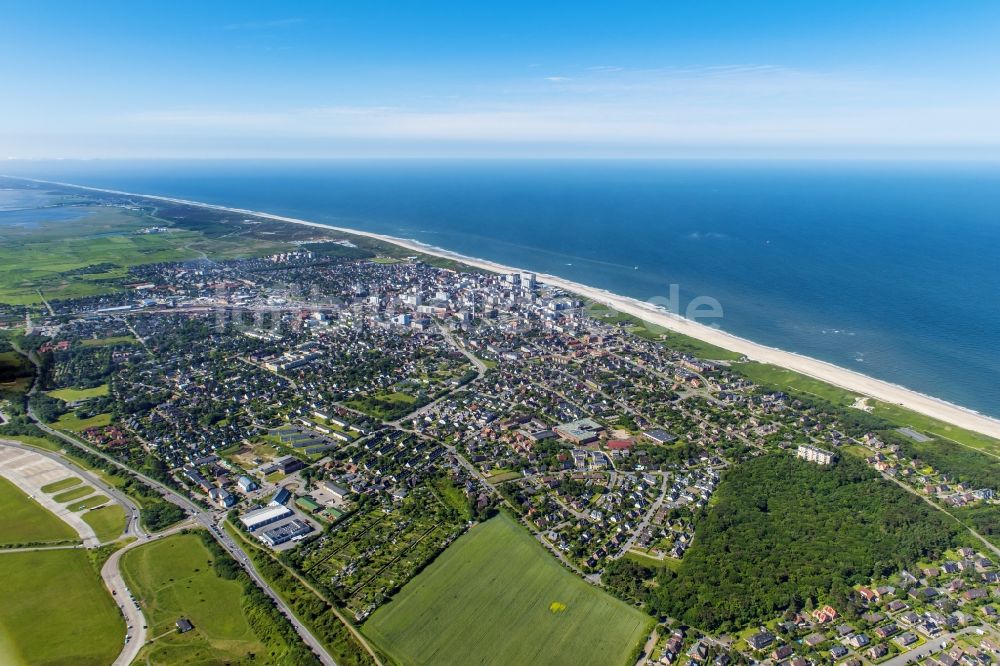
52,484 -> 94,502
0,476 -> 79,545
0,549 -> 123,666
40,476 -> 82,493
0,206 -> 200,305
82,504 -> 126,541
54,411 -> 112,432
364,513 -> 652,666
47,383 -> 109,401
121,533 -> 270,665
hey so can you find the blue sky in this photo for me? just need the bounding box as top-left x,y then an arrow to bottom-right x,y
3,1 -> 1000,158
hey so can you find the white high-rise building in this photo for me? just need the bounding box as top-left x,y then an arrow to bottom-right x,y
797,444 -> 835,465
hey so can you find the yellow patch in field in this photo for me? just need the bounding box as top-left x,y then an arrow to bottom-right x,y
549,601 -> 567,613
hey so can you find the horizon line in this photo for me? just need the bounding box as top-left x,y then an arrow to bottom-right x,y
6,155 -> 1000,163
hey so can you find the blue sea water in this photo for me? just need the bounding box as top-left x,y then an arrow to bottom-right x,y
4,159 -> 1000,418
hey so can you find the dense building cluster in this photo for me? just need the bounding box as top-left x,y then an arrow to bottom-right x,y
8,243 -> 1000,666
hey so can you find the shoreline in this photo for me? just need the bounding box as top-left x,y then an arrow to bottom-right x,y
11,176 -> 1000,441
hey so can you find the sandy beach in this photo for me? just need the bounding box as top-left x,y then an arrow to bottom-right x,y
25,178 -> 1000,442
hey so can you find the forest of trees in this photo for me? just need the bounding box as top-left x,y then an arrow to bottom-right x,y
605,453 -> 961,632
895,433 -> 1000,492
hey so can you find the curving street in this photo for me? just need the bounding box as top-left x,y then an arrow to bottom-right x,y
14,343 -> 339,666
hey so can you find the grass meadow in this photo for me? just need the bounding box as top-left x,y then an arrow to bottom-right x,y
364,512 -> 652,666
47,384 -> 109,402
0,476 -> 78,546
121,533 -> 269,665
81,504 -> 126,542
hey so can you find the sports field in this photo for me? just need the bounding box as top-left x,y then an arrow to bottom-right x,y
0,476 -> 78,545
0,549 -> 123,665
364,513 -> 653,666
121,533 -> 269,665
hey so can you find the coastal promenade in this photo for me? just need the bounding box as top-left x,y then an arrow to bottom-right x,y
23,177 -> 1000,441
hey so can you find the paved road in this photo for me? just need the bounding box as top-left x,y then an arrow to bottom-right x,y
0,438 -> 149,664
437,322 -> 487,373
19,358 -> 338,666
105,520 -> 195,666
878,626 -> 995,666
0,439 -> 144,543
615,473 -> 669,558
870,456 -> 1000,559
30,414 -> 338,666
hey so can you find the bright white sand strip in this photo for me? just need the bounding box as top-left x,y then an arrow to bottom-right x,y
18,177 -> 1000,441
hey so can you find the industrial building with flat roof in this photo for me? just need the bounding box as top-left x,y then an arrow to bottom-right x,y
553,418 -> 603,444
240,505 -> 293,531
260,519 -> 314,547
321,479 -> 351,501
262,455 -> 305,475
643,429 -> 677,445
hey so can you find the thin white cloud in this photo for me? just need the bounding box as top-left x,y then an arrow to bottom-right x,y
223,17 -> 302,31
12,63 -> 1000,157
116,99 -> 1000,146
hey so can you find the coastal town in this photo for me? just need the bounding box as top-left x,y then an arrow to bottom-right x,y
5,2 -> 1000,664
3,217 -> 1000,666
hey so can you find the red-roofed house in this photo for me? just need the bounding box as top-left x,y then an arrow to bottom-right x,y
813,606 -> 838,623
